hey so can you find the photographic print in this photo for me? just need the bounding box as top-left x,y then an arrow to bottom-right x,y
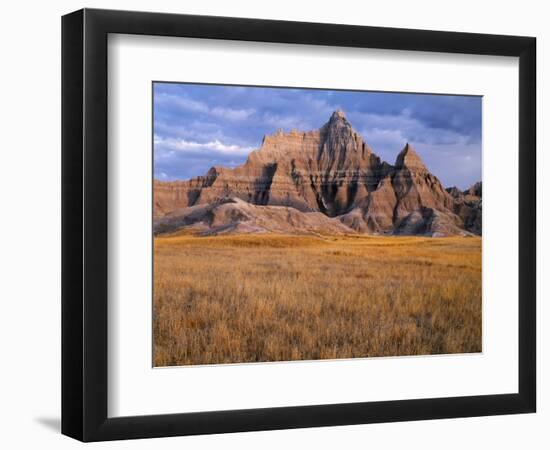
153,83 -> 482,367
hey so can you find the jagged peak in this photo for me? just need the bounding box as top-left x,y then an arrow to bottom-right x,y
262,111 -> 354,145
321,109 -> 356,139
330,109 -> 347,120
328,109 -> 351,126
394,143 -> 427,171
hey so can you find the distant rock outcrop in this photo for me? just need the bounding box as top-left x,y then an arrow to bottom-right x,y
155,110 -> 481,237
446,182 -> 482,235
154,197 -> 352,236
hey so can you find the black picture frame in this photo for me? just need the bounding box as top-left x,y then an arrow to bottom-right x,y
61,8 -> 536,442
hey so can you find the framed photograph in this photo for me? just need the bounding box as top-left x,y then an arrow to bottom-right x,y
61,8 -> 536,441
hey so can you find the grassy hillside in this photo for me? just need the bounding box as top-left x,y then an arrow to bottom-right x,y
153,234 -> 482,366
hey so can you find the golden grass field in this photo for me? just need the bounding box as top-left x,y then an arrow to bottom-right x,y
153,233 -> 481,366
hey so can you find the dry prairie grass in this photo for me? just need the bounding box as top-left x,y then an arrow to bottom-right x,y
153,234 -> 481,366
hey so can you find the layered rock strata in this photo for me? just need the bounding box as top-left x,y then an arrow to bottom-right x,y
154,110 -> 481,237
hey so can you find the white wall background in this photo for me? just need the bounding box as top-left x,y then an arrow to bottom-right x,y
0,0 -> 546,448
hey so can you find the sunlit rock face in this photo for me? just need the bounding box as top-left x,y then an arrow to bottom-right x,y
154,110 -> 481,236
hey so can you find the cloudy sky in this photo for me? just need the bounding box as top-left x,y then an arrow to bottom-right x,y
153,82 -> 481,189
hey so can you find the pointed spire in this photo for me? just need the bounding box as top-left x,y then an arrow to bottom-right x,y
326,109 -> 353,132
330,109 -> 347,121
394,143 -> 427,171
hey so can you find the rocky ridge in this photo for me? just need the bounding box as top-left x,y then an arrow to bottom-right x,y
154,110 -> 481,237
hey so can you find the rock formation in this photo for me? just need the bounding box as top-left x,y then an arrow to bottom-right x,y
154,110 -> 481,237
155,197 -> 353,236
446,182 -> 482,235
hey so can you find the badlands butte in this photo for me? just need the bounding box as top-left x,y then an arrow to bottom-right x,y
154,110 -> 481,237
